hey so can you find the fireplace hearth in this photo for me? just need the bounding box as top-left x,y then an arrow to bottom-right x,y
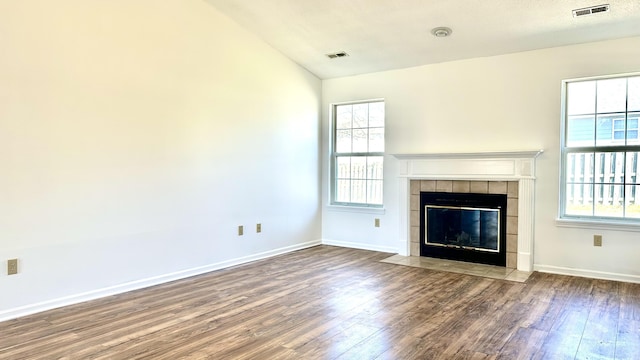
420,191 -> 507,267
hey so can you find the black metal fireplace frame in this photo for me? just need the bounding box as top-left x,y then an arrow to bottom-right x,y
420,192 -> 507,267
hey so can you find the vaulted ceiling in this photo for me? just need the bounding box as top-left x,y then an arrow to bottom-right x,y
204,0 -> 640,79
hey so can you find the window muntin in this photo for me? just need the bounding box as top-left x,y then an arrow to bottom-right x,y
562,75 -> 640,220
332,101 -> 384,206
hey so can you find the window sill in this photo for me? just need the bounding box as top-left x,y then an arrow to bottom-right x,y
555,217 -> 640,232
327,205 -> 386,215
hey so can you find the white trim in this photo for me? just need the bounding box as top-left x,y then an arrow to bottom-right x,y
394,152 -> 542,180
0,240 -> 322,323
563,70 -> 640,83
558,80 -> 568,221
517,179 -> 536,272
330,98 -> 385,106
326,205 -> 386,215
535,264 -> 640,284
322,238 -> 398,254
555,217 -> 640,232
393,150 -> 544,160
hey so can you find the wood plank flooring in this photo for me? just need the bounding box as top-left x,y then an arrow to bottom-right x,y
1,245 -> 639,359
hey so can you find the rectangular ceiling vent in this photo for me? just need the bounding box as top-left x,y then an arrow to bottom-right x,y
326,51 -> 349,59
573,4 -> 610,17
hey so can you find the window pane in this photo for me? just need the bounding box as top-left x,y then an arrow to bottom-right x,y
567,115 -> 595,147
628,113 -> 640,145
353,104 -> 368,128
369,102 -> 385,127
336,105 -> 352,129
351,180 -> 366,203
565,183 -> 593,216
596,114 -> 625,146
351,157 -> 366,179
352,129 -> 368,152
594,152 -> 605,184
568,152 -> 595,183
594,182 -> 605,203
597,78 -> 627,113
336,130 -> 352,153
567,81 -> 595,115
613,152 -> 625,184
336,180 -> 350,203
367,156 -> 384,179
626,152 -> 639,184
369,127 -> 384,152
336,156 -> 350,178
566,153 -> 576,183
566,152 -> 595,216
367,180 -> 383,205
595,116 -> 613,145
595,152 -> 623,184
594,184 -> 624,217
629,77 -> 640,111
626,185 -> 640,218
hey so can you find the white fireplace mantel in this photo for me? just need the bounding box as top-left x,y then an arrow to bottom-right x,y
392,150 -> 543,272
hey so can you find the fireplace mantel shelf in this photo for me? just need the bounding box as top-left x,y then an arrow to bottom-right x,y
392,150 -> 544,160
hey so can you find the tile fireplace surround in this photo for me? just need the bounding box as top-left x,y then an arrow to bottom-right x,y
393,151 -> 543,272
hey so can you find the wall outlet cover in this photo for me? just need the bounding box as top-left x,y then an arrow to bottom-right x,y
593,235 -> 602,247
8,259 -> 18,275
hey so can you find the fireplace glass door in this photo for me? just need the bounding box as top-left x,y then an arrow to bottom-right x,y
425,205 -> 500,253
420,192 -> 507,266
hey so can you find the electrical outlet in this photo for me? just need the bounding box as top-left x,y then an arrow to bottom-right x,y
593,234 -> 602,247
374,218 -> 380,228
8,259 -> 18,275
256,223 -> 262,233
238,226 -> 244,236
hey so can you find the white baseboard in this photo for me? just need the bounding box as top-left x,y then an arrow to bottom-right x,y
534,264 -> 640,284
0,240 -> 322,323
321,239 -> 398,254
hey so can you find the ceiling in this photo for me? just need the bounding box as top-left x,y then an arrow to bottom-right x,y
204,0 -> 640,79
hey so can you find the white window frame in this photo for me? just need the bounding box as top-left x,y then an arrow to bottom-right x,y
330,99 -> 385,208
558,72 -> 640,229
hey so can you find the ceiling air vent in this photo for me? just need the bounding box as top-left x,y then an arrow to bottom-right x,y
326,51 -> 349,59
573,4 -> 610,17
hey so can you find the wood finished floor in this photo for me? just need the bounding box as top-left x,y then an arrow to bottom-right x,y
1,246 -> 640,360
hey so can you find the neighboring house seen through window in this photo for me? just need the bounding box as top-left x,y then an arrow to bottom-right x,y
332,100 -> 385,207
561,74 -> 640,220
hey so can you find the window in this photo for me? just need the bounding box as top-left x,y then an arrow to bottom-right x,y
332,100 -> 385,206
561,74 -> 640,220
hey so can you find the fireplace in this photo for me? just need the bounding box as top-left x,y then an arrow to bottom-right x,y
393,150 -> 543,272
420,191 -> 507,266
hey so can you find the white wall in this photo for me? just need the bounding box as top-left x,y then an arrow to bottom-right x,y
322,36 -> 640,282
0,0 -> 321,319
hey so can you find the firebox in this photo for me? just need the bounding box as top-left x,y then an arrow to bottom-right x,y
420,192 -> 507,266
